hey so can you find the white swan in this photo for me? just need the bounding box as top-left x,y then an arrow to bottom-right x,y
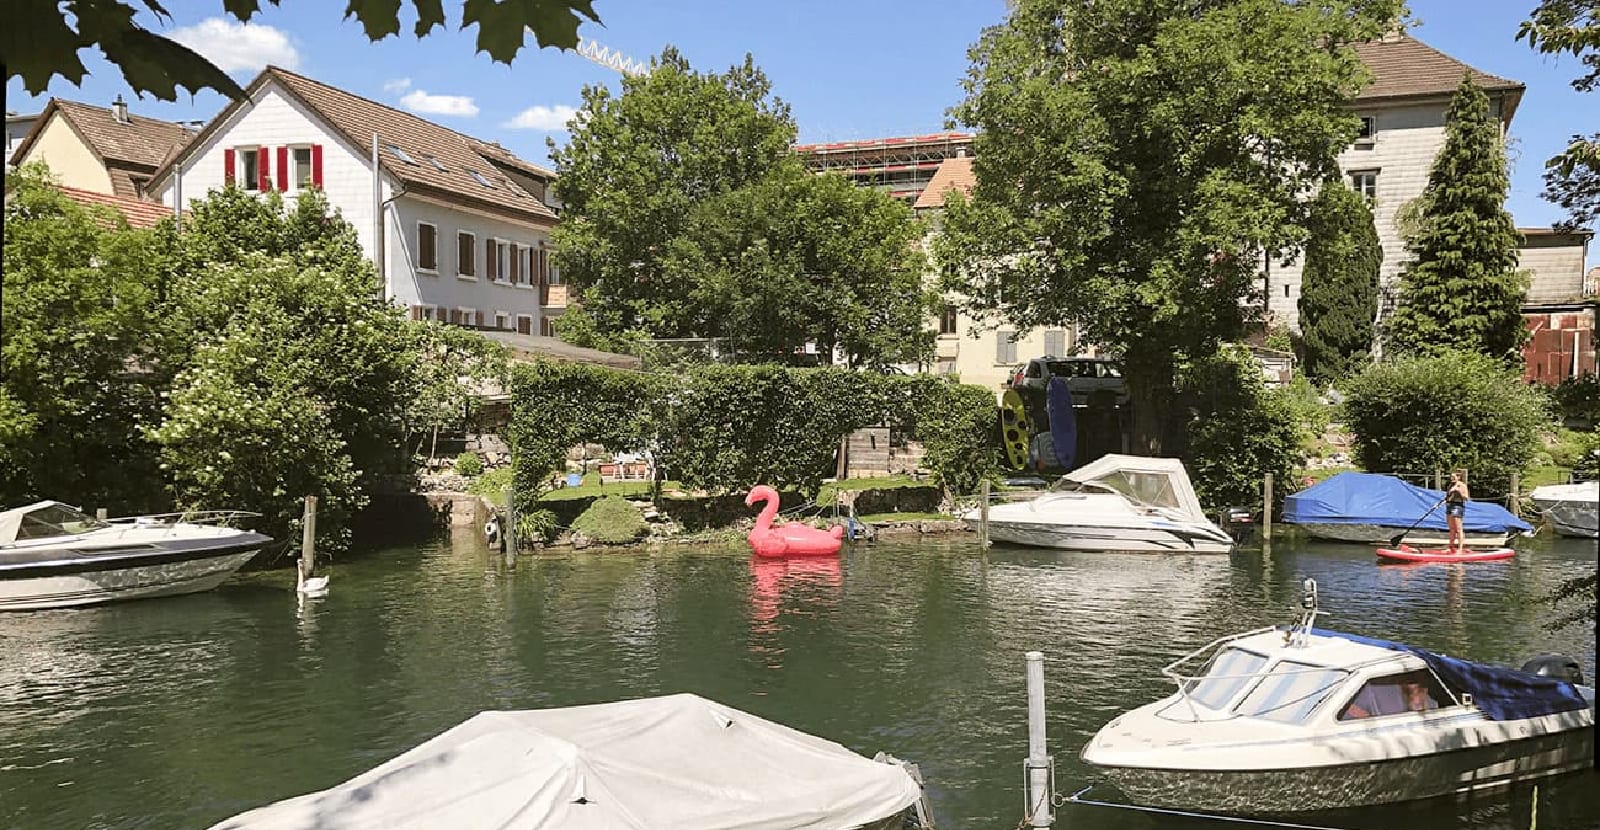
296,559 -> 330,598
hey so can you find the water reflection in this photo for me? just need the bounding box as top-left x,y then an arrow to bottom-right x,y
748,554 -> 844,658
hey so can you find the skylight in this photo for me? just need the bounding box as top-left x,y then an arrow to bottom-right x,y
469,170 -> 494,188
427,155 -> 447,172
387,144 -> 416,164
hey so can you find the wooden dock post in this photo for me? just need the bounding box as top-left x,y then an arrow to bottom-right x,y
1262,473 -> 1273,545
978,480 -> 991,548
1024,651 -> 1053,828
1508,472 -> 1520,517
95,508 -> 107,521
300,496 -> 317,577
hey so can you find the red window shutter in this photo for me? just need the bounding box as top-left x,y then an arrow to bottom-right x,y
258,146 -> 271,191
311,144 -> 323,188
277,146 -> 289,191
224,148 -> 236,183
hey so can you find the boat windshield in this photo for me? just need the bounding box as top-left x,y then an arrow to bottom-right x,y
1234,660 -> 1349,724
1052,470 -> 1181,510
1184,647 -> 1270,709
15,504 -> 109,539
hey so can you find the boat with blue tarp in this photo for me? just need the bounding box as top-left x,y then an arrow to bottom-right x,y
1283,472 -> 1532,547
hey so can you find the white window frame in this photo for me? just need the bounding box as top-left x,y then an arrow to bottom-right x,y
494,239 -> 512,285
495,310 -> 510,331
456,231 -> 477,280
1349,170 -> 1378,203
996,330 -> 1018,365
457,306 -> 478,328
516,313 -> 535,335
290,145 -> 314,191
519,246 -> 534,288
1355,116 -> 1376,146
417,221 -> 439,274
239,147 -> 261,192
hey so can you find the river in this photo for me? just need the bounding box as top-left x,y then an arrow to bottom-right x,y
1,531 -> 1594,829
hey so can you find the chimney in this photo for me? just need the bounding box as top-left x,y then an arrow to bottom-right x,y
112,95 -> 130,125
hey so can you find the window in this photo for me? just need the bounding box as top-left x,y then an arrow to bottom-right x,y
996,330 -> 1017,364
516,314 -> 534,335
427,155 -> 447,172
495,240 -> 511,283
456,307 -> 479,327
1339,670 -> 1451,721
240,148 -> 261,191
1235,660 -> 1348,724
1284,284 -> 1291,298
1044,329 -> 1067,357
469,170 -> 494,188
520,247 -> 533,286
387,144 -> 416,164
292,146 -> 313,189
1184,648 -> 1270,710
509,244 -> 523,284
541,316 -> 556,337
1349,170 -> 1377,202
938,304 -> 958,335
418,223 -> 438,272
495,311 -> 509,330
537,245 -> 550,286
457,232 -> 476,278
1356,116 -> 1375,143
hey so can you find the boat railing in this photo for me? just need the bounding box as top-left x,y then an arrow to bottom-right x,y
107,510 -> 263,531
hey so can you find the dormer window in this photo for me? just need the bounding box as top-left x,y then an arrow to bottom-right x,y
469,170 -> 494,188
387,144 -> 417,164
427,155 -> 447,172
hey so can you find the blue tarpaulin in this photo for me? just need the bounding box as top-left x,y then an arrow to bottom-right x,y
1283,472 -> 1532,534
1047,377 -> 1076,471
1312,629 -> 1591,722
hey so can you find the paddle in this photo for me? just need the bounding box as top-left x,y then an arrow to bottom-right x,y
1388,496 -> 1448,548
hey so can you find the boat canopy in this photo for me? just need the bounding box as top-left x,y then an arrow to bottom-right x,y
1282,473 -> 1532,535
0,501 -> 106,546
207,693 -> 923,830
1315,629 -> 1589,722
1061,454 -> 1210,524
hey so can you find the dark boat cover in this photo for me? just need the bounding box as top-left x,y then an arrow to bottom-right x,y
1314,628 -> 1591,722
1046,377 -> 1076,471
1283,472 -> 1532,534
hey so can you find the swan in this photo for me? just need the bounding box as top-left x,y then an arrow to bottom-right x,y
744,485 -> 844,558
296,559 -> 330,598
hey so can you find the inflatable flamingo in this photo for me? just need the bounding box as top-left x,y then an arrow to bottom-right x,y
744,485 -> 844,558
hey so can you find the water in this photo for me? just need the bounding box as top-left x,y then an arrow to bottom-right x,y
1,531 -> 1594,830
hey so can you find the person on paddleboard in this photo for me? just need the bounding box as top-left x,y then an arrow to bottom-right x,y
1445,470 -> 1470,551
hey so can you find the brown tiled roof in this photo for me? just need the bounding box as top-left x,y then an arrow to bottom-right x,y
58,185 -> 170,229
1352,35 -> 1523,103
13,99 -> 194,170
913,156 -> 976,210
153,66 -> 557,225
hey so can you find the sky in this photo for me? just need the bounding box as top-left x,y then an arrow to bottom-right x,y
5,1 -> 1594,238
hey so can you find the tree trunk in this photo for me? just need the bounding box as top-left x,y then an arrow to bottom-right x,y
1124,346 -> 1177,456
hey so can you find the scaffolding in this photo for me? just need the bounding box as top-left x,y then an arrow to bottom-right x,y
792,132 -> 974,204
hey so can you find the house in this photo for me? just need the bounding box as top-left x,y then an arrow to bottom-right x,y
1519,228 -> 1595,385
5,110 -> 41,168
145,66 -> 567,336
8,97 -> 193,197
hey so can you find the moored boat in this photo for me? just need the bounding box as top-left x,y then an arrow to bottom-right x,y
1081,580 -> 1594,815
1527,480 -> 1599,538
0,501 -> 270,611
1283,472 -> 1532,547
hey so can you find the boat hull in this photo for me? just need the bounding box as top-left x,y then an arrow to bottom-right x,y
0,542 -> 263,611
1291,522 -> 1509,547
1530,500 -> 1598,538
984,520 -> 1233,554
1096,725 -> 1593,815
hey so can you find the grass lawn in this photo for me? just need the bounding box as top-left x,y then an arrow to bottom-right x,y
816,475 -> 931,506
858,511 -> 958,523
538,473 -> 686,502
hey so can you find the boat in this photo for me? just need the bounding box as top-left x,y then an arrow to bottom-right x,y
1375,544 -> 1515,564
1081,579 -> 1594,815
0,501 -> 270,611
205,692 -> 932,830
962,454 -> 1235,553
1283,472 -> 1532,547
1527,480 -> 1598,538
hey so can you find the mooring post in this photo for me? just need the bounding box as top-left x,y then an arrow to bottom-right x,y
300,496 -> 317,577
1262,473 -> 1273,545
502,485 -> 517,568
95,508 -> 107,521
1024,651 -> 1053,828
979,480 -> 991,548
1508,472 -> 1520,517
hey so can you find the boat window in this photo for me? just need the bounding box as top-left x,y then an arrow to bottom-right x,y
1082,470 -> 1181,509
1235,660 -> 1349,724
1184,648 -> 1270,709
1338,669 -> 1451,721
16,505 -> 108,539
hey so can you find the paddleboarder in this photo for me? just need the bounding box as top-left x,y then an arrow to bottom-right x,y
1445,470 -> 1470,552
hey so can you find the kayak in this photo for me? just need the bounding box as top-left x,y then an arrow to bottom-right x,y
1375,545 -> 1515,563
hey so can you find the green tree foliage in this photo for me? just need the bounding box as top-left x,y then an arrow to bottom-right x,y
1386,77 -> 1528,364
1519,0 -> 1600,231
4,0 -> 599,102
936,0 -> 1400,452
1342,351 -> 1545,496
1174,346 -> 1304,511
549,48 -> 931,367
1299,180 -> 1381,383
571,496 -> 648,545
2,164 -> 166,509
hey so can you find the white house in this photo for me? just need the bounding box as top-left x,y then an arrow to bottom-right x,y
147,66 -> 566,335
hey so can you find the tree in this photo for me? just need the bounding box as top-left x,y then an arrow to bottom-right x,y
1173,345 -> 1304,511
1386,76 -> 1527,365
936,0 -> 1401,452
1519,0 -> 1600,231
4,0 -> 600,102
1299,179 -> 1381,383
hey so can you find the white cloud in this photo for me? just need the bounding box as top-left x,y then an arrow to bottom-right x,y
168,18 -> 299,73
383,78 -> 412,94
400,89 -> 479,117
504,104 -> 580,131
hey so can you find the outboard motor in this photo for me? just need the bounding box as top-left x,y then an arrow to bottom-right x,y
1521,654 -> 1585,685
1220,507 -> 1256,543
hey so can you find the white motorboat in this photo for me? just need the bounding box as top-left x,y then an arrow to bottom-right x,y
1528,480 -> 1599,538
963,454 -> 1234,553
1082,580 -> 1595,815
0,501 -> 270,611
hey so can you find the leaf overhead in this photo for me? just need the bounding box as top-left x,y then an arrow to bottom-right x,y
345,0 -> 405,41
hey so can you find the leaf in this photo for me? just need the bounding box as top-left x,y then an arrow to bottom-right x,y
2,0 -> 93,93
344,0 -> 404,41
97,24 -> 249,101
461,0 -> 597,61
411,0 -> 447,37
220,0 -> 266,20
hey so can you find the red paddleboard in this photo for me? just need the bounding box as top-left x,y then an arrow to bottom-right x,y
1375,544 -> 1515,563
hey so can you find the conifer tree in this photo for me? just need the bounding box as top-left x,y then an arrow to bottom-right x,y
1299,179 -> 1381,383
1387,75 -> 1527,364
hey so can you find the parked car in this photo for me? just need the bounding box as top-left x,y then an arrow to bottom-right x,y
1007,356 -> 1129,403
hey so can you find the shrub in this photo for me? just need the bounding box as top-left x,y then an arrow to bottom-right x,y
1175,345 -> 1303,511
454,451 -> 484,477
515,508 -> 561,547
1551,374 -> 1599,426
571,496 -> 648,544
1343,350 -> 1544,496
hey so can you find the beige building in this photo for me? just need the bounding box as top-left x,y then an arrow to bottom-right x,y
9,97 -> 193,198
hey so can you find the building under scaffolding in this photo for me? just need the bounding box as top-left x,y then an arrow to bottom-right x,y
792,132 -> 974,204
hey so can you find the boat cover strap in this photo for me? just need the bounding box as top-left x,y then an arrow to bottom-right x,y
1311,628 -> 1589,722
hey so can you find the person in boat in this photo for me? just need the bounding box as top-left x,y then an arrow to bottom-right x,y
1445,470 -> 1470,552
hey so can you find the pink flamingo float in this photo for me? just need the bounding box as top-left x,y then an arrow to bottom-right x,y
744,485 -> 844,558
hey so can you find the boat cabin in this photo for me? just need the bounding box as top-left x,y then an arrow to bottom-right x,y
0,501 -> 109,547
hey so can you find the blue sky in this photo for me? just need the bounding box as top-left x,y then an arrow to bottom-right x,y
6,0 -> 1593,236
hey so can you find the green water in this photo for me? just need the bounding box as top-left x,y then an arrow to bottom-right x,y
1,530 -> 1595,829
